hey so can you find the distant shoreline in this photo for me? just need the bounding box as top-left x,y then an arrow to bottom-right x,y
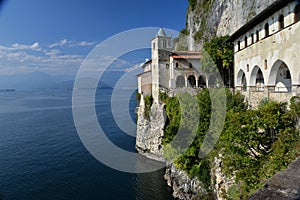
0,89 -> 16,92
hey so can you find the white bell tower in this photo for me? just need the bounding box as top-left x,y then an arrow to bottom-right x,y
151,28 -> 172,103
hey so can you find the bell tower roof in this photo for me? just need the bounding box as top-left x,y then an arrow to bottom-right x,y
156,27 -> 167,37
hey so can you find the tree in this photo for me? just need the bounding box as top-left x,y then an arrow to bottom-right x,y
202,36 -> 234,87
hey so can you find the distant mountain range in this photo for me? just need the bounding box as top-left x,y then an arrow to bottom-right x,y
0,71 -> 123,91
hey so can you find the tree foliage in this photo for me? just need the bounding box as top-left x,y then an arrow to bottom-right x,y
161,89 -> 300,198
201,36 -> 234,87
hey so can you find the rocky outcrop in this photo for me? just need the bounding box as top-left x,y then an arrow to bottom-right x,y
249,157 -> 300,200
164,163 -> 208,200
136,100 -> 166,161
212,155 -> 235,200
186,0 -> 277,50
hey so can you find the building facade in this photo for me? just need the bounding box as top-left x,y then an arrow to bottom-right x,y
228,0 -> 300,106
137,28 -> 204,103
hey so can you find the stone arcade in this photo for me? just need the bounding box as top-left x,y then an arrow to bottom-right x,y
228,0 -> 300,107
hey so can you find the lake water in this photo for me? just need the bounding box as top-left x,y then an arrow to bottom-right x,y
0,90 -> 174,200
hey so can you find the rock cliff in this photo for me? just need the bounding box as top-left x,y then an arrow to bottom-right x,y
249,157 -> 300,200
136,1 -> 300,199
186,0 -> 277,50
164,163 -> 208,200
136,98 -> 166,162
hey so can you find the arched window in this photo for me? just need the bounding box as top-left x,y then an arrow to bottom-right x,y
188,75 -> 196,88
269,60 -> 292,92
256,69 -> 264,89
251,33 -> 254,44
295,5 -> 300,23
242,73 -> 247,91
256,30 -> 260,42
189,63 -> 192,68
264,59 -> 268,70
264,23 -> 269,38
198,76 -> 206,88
244,36 -> 248,47
247,64 -> 249,72
153,42 -> 156,50
279,14 -> 284,30
176,76 -> 185,88
176,63 -> 179,68
238,41 -> 241,51
163,40 -> 167,48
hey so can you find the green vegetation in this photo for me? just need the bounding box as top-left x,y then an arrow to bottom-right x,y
201,36 -> 234,87
161,88 -> 300,198
180,28 -> 189,35
144,95 -> 153,119
218,98 -> 300,198
135,91 -> 141,105
188,0 -> 198,11
160,91 -> 181,145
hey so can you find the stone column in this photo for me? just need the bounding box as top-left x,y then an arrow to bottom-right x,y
248,86 -> 257,108
264,86 -> 270,99
292,85 -> 299,96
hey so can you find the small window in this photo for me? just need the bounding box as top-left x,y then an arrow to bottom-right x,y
247,64 -> 249,72
256,30 -> 260,42
295,5 -> 300,23
166,63 -> 169,69
176,63 -> 179,68
244,36 -> 248,47
264,23 -> 269,38
153,42 -> 156,50
251,33 -> 254,44
264,59 -> 268,70
238,41 -> 241,51
189,63 -> 192,68
279,14 -> 284,30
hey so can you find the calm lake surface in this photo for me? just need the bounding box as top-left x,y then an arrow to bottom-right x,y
0,89 -> 174,200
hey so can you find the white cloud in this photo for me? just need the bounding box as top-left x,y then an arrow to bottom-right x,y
10,42 -> 41,51
49,39 -> 68,48
49,39 -> 96,48
69,41 -> 96,47
0,44 -> 84,75
44,49 -> 60,56
124,62 -> 144,72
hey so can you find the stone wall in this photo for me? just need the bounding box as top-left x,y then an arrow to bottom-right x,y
249,91 -> 265,108
139,71 -> 152,96
269,92 -> 294,104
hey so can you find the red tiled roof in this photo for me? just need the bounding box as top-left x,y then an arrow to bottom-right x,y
171,51 -> 201,59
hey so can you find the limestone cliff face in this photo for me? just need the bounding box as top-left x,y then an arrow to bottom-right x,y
135,96 -> 235,199
164,163 -> 208,200
136,99 -> 166,161
211,155 -> 235,200
186,0 -> 277,50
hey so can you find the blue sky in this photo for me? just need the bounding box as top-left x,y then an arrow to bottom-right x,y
0,0 -> 188,77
